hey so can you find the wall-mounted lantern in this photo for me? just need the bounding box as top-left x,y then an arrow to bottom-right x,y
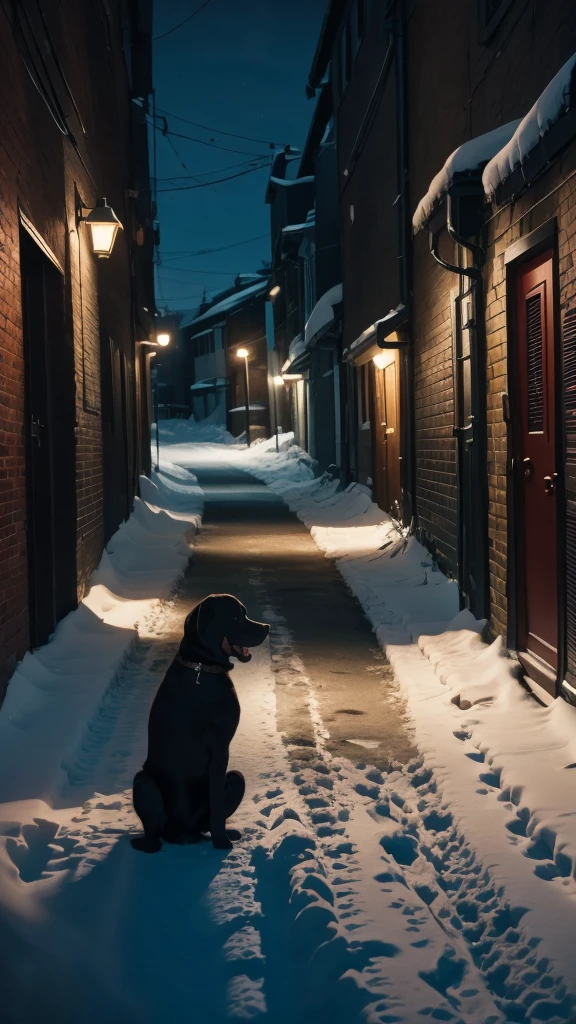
82,198 -> 122,258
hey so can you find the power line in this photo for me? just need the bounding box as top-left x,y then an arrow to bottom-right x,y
149,118 -> 266,158
157,157 -> 266,182
158,234 -> 269,259
154,0 -> 214,42
156,267 -> 248,277
154,103 -> 291,149
157,161 -> 272,192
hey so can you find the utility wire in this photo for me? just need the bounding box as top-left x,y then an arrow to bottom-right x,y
156,267 -> 249,277
149,117 -> 266,157
154,103 -> 290,149
154,0 -> 214,42
157,157 -> 267,182
159,234 -> 269,259
157,161 -> 272,192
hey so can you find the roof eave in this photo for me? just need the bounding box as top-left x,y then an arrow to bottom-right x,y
307,0 -> 347,91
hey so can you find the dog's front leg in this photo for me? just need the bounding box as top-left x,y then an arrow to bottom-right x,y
208,750 -> 232,850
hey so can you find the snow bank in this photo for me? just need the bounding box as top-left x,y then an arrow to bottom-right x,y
483,53 -> 576,199
0,459 -> 203,806
412,121 -> 521,232
157,414 -> 237,446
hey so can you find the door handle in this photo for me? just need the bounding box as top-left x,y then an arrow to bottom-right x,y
544,474 -> 557,496
30,417 -> 44,447
523,458 -> 534,480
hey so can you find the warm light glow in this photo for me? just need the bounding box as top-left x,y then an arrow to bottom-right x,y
237,348 -> 249,358
269,285 -> 280,297
282,373 -> 303,381
85,198 -> 122,258
373,350 -> 396,370
272,375 -> 284,386
157,333 -> 170,347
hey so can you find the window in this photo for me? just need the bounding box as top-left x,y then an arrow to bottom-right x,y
478,0 -> 514,43
193,330 -> 215,357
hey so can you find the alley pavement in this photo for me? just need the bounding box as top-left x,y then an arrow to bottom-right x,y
177,459 -> 416,770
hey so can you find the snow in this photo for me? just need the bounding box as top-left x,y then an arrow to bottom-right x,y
189,376 -> 227,391
228,404 -> 266,412
412,121 -> 521,233
483,52 -> 576,199
304,283 -> 342,345
2,420 -> 576,1022
269,175 -> 314,186
185,279 -> 268,328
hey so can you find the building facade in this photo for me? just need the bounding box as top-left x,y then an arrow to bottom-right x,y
182,274 -> 271,440
0,0 -> 155,699
300,0 -> 576,702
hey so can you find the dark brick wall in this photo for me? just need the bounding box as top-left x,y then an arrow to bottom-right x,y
407,0 -> 576,630
335,1 -> 402,348
0,0 -> 153,698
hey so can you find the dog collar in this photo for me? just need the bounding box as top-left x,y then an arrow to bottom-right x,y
174,654 -> 229,674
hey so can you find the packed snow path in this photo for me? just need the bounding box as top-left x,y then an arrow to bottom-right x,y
1,452 -> 575,1023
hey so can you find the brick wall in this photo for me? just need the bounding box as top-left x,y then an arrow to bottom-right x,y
412,234 -> 458,571
0,0 -> 152,699
407,0 -> 576,633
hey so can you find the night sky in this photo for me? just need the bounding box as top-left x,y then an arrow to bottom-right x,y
152,0 -> 326,317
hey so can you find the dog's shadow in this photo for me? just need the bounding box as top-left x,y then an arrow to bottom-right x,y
40,833 -> 241,1022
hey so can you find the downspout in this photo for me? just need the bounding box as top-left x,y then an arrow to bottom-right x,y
394,0 -> 414,526
428,200 -> 489,619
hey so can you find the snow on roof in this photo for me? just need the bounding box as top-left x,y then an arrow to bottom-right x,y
412,121 -> 521,233
282,210 -> 316,235
288,333 -> 305,360
189,377 -> 227,391
483,52 -> 576,199
269,175 -> 314,187
304,283 -> 342,345
186,279 -> 268,329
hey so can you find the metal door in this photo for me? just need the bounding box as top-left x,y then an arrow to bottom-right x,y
514,251 -> 558,671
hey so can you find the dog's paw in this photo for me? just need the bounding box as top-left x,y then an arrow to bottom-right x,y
212,834 -> 233,850
131,835 -> 162,854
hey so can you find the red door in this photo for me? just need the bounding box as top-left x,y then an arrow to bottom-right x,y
515,251 -> 558,676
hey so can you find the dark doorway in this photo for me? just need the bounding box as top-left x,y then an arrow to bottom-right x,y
513,250 -> 558,688
372,351 -> 402,518
20,226 -> 77,648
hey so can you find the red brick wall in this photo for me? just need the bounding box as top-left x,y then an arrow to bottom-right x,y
407,0 -> 576,629
0,0 -> 152,698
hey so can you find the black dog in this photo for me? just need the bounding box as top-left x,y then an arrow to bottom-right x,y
131,594 -> 269,853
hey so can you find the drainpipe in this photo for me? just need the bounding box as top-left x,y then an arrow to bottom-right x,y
394,0 -> 415,527
427,192 -> 489,619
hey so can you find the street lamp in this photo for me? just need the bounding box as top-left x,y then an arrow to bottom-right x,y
269,285 -> 280,298
272,374 -> 284,452
83,198 -> 123,258
153,334 -> 171,470
237,348 -> 251,447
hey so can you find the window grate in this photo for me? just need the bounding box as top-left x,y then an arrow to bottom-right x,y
526,292 -> 544,432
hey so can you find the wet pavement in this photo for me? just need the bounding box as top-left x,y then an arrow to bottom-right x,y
178,459 -> 415,770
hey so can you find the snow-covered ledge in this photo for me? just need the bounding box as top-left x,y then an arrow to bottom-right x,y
412,121 -> 521,234
483,52 -> 576,200
304,282 -> 342,346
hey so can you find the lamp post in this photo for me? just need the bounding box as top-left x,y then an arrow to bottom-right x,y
151,332 -> 171,471
272,375 -> 284,453
237,348 -> 251,447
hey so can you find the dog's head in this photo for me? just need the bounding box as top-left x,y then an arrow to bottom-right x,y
182,594 -> 269,665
